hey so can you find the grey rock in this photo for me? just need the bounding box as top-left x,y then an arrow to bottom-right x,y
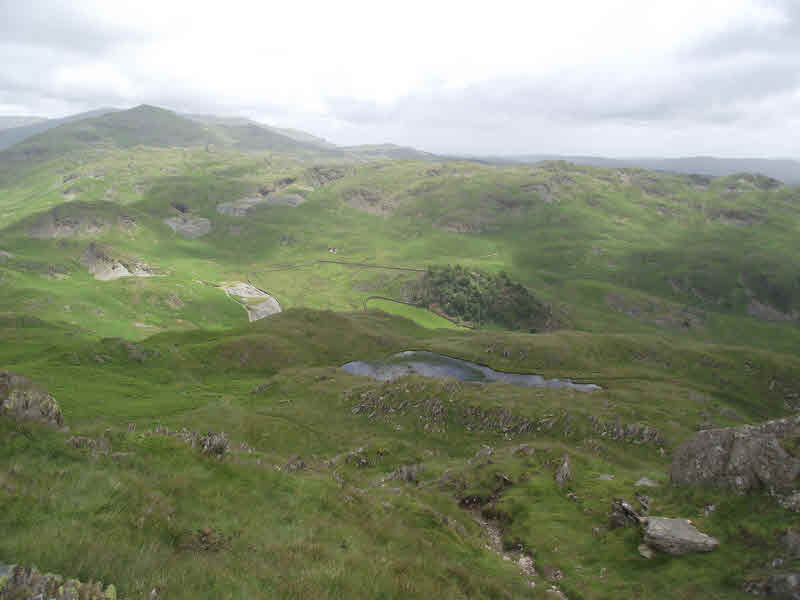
164,215 -> 212,238
0,370 -> 64,426
597,474 -> 616,481
635,477 -> 660,487
768,573 -> 800,600
513,443 -> 537,457
468,445 -> 494,464
285,455 -> 306,472
638,543 -> 654,559
555,454 -> 571,487
636,492 -> 651,514
0,563 -> 116,599
777,491 -> 800,513
609,499 -> 641,529
642,517 -> 719,555
670,416 -> 800,492
783,530 -> 800,558
80,242 -> 154,281
387,464 -> 423,484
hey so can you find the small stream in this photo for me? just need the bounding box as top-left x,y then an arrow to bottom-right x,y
341,350 -> 601,391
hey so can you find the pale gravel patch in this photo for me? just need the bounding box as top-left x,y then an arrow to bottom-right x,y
223,282 -> 282,322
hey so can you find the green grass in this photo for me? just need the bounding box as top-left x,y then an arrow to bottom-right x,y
365,298 -> 462,330
1,310 -> 798,598
1,113 -> 799,598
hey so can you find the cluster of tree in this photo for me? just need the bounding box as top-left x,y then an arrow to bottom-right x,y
411,265 -> 550,331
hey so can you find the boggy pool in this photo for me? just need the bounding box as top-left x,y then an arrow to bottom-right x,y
341,350 -> 601,392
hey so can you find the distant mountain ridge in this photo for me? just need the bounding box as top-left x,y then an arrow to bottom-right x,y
0,105 -> 433,167
479,154 -> 800,185
0,108 -> 120,151
0,116 -> 48,131
2,105 -> 795,182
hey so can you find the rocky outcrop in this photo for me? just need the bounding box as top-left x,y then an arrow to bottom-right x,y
216,192 -> 303,217
608,499 -> 641,529
81,243 -> 154,281
555,455 -> 571,487
745,573 -> 800,599
748,300 -> 799,323
589,416 -> 665,444
642,517 -> 719,555
216,196 -> 264,216
0,564 -> 117,599
304,165 -> 351,187
670,416 -> 800,492
0,370 -> 63,426
164,215 -> 212,238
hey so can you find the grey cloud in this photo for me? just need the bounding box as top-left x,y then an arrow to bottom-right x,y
327,0 -> 800,130
327,54 -> 800,131
688,0 -> 800,59
0,3 -> 151,56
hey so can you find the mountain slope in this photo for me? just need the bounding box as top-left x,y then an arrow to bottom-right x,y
184,114 -> 343,154
0,105 -> 212,169
0,108 -> 120,151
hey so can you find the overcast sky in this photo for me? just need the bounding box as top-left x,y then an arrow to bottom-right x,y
1,0 -> 798,157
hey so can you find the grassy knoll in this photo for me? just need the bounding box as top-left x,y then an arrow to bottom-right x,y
365,298 -> 462,330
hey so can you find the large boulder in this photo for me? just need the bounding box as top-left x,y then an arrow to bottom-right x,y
642,517 -> 719,555
0,370 -> 63,426
670,417 -> 800,492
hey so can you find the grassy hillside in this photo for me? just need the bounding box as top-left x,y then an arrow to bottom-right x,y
1,109 -> 799,598
1,310 -> 799,598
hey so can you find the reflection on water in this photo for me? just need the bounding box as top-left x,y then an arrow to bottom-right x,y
341,350 -> 601,392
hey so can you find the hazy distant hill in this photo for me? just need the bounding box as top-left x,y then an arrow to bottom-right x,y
0,106 -> 430,167
0,116 -> 47,131
0,106 -> 215,166
184,114 -> 343,154
342,143 -> 436,161
484,154 -> 800,184
0,108 -> 119,151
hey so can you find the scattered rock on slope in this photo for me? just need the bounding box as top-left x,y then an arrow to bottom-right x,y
670,416 -> 800,492
216,192 -> 304,216
642,517 -> 719,555
747,299 -> 799,323
0,370 -> 64,426
81,243 -> 154,281
164,214 -> 212,238
29,213 -> 109,238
